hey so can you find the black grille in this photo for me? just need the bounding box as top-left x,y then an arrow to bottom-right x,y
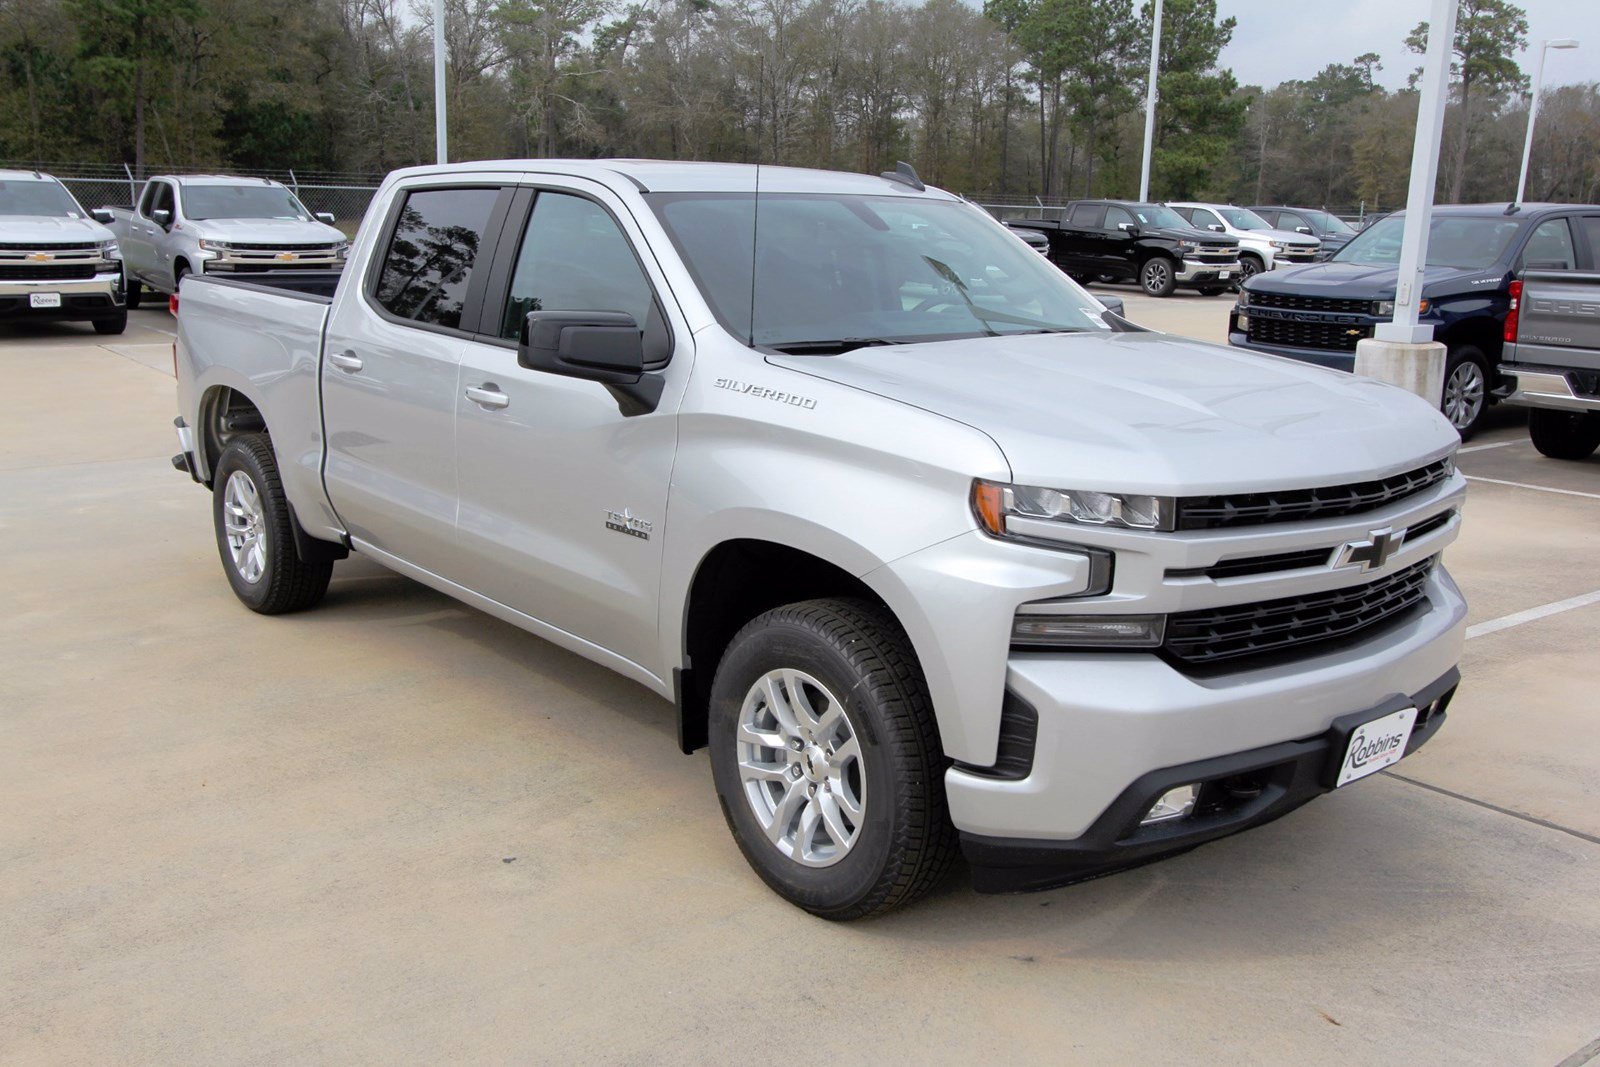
228,243 -> 339,253
1246,316 -> 1369,351
1177,460 -> 1452,530
1176,548 -> 1332,581
1164,557 -> 1436,668
1403,510 -> 1453,543
0,241 -> 100,251
1249,291 -> 1372,314
0,262 -> 101,280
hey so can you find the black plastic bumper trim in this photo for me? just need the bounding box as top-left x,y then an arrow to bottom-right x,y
961,667 -> 1459,893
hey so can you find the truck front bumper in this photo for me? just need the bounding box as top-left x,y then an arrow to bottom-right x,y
946,566 -> 1466,892
1175,257 -> 1241,285
0,270 -> 125,321
1501,365 -> 1600,413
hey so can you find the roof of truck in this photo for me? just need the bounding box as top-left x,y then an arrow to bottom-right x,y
0,169 -> 60,182
157,174 -> 287,187
382,159 -> 961,199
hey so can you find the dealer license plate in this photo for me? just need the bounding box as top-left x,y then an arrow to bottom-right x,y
1218,271 -> 1231,280
1335,706 -> 1417,787
30,293 -> 62,308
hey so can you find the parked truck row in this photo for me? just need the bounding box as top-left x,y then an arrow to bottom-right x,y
171,160 -> 1467,918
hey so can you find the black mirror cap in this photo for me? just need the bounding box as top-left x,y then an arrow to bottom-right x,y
315,211 -> 337,226
91,208 -> 114,224
519,309 -> 646,381
1099,295 -> 1126,317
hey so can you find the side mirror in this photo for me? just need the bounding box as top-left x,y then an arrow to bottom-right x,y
91,208 -> 114,224
1099,295 -> 1126,317
1207,223 -> 1225,232
519,310 -> 663,415
1296,226 -> 1313,235
315,212 -> 337,226
151,209 -> 172,227
1117,222 -> 1139,234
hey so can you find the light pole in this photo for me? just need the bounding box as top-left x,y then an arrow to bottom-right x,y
1515,38 -> 1579,205
433,0 -> 448,165
1138,0 -> 1163,202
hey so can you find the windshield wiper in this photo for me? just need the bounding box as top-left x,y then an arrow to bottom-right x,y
766,337 -> 907,355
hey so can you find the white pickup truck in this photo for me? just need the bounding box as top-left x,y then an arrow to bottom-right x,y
0,169 -> 126,334
171,160 -> 1468,918
105,174 -> 349,307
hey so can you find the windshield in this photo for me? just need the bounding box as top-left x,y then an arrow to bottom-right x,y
1302,209 -> 1355,235
0,179 -> 86,218
1130,204 -> 1190,229
1218,207 -> 1271,231
1333,214 -> 1526,270
647,192 -> 1108,348
183,185 -> 311,221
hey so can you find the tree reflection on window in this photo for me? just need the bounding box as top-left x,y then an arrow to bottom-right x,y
375,190 -> 497,329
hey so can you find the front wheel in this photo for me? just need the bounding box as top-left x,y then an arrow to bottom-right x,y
211,435 -> 332,614
1140,257 -> 1176,297
125,279 -> 143,310
708,598 -> 957,920
92,312 -> 127,335
1442,345 -> 1491,439
1197,286 -> 1228,297
1528,408 -> 1600,460
1236,254 -> 1263,286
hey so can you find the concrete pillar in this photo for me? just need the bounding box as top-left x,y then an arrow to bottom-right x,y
1354,337 -> 1446,409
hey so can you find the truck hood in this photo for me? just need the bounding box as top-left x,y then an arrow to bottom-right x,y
1148,225 -> 1238,246
0,214 -> 115,243
185,217 -> 346,243
1249,227 -> 1320,249
1248,260 -> 1501,301
770,332 -> 1456,494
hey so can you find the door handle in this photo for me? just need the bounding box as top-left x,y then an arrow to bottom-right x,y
465,384 -> 510,410
328,350 -> 364,373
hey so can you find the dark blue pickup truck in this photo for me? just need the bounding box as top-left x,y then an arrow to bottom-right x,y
1230,203 -> 1600,436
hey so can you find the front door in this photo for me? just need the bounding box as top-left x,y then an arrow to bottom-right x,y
452,182 -> 688,670
321,182 -> 510,577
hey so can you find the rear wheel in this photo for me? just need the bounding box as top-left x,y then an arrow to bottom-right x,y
1140,257 -> 1176,297
92,312 -> 127,335
211,435 -> 333,614
1528,408 -> 1600,460
708,598 -> 957,920
1442,345 -> 1491,439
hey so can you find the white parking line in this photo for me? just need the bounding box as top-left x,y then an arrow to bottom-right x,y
1457,440 -> 1520,454
1464,475 -> 1600,501
1466,589 -> 1600,640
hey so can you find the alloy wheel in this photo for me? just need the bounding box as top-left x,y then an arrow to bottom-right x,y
1443,360 -> 1486,431
736,668 -> 865,868
222,470 -> 268,584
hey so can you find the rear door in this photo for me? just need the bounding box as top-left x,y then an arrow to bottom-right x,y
320,180 -> 513,576
449,179 -> 690,670
1061,203 -> 1106,275
124,182 -> 166,283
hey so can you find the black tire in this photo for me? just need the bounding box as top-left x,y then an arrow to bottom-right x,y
92,312 -> 127,335
174,262 -> 190,290
1139,256 -> 1176,297
125,279 -> 143,310
1442,345 -> 1492,439
708,597 -> 958,920
1528,408 -> 1600,460
1197,286 -> 1228,297
211,434 -> 332,614
1237,253 -> 1264,286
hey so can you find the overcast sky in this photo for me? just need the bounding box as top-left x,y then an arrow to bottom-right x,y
1215,0 -> 1600,90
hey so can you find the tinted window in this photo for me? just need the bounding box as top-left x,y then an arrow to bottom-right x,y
499,192 -> 655,340
1069,203 -> 1106,228
139,183 -> 159,215
1582,218 -> 1600,265
1278,211 -> 1310,233
1518,218 -> 1576,271
374,187 -> 499,331
149,182 -> 174,217
1105,206 -> 1134,230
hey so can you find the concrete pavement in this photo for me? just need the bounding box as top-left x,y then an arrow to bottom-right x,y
3,304 -> 1598,1065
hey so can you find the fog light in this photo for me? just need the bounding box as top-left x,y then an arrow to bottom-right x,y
1235,313 -> 1250,330
1011,613 -> 1165,648
1142,783 -> 1200,825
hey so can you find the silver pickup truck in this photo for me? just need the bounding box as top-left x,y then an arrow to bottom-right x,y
105,174 -> 349,307
1502,269 -> 1600,459
171,160 -> 1468,918
0,169 -> 126,334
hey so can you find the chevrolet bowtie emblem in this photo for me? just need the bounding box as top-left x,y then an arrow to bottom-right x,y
28,252 -> 52,262
276,252 -> 299,262
1334,528 -> 1400,572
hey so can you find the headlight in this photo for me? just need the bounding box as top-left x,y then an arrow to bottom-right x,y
973,479 -> 1174,534
1177,240 -> 1196,254
1269,240 -> 1287,251
1237,288 -> 1251,307
1374,299 -> 1429,316
99,239 -> 120,259
198,239 -> 231,251
335,242 -> 350,258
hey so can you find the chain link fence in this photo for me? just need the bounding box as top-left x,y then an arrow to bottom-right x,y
2,161 -> 381,236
